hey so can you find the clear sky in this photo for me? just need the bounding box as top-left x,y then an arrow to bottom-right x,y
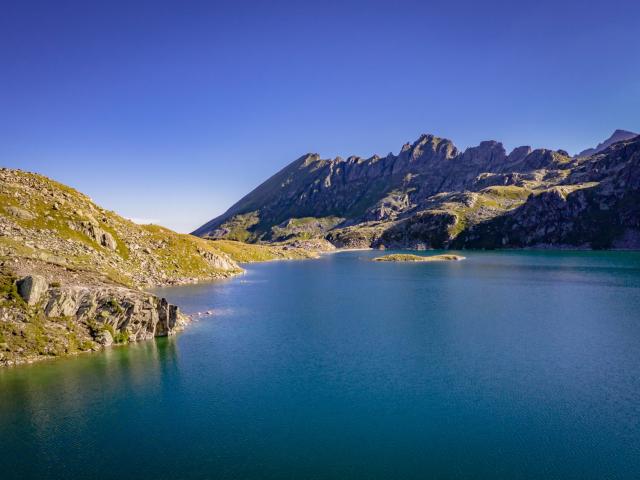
1,0 -> 639,232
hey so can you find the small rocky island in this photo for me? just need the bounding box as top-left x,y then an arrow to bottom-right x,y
373,253 -> 466,262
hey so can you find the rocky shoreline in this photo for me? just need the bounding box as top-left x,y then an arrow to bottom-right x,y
0,257 -> 193,367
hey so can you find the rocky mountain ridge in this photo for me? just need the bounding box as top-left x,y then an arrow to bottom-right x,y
194,131 -> 640,250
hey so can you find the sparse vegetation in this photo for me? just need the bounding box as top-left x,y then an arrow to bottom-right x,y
0,271 -> 27,309
209,240 -> 318,263
208,211 -> 261,242
113,330 -> 129,344
269,216 -> 343,242
107,298 -> 124,314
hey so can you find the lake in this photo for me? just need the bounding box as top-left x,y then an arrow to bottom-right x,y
1,250 -> 640,479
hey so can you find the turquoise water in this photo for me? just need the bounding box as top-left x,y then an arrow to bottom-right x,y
1,250 -> 640,479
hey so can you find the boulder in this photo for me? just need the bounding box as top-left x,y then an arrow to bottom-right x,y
16,275 -> 48,305
68,220 -> 118,251
100,231 -> 117,250
5,206 -> 35,220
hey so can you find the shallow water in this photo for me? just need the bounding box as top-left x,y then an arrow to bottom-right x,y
1,250 -> 640,479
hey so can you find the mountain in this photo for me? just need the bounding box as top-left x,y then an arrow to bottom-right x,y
194,131 -> 640,250
578,129 -> 638,157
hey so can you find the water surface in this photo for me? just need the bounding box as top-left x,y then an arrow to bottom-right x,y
1,250 -> 640,479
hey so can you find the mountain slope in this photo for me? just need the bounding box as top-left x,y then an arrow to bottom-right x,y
0,168 -> 242,288
194,131 -> 640,250
458,136 -> 640,249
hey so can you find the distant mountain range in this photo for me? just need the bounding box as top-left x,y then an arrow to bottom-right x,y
194,130 -> 640,250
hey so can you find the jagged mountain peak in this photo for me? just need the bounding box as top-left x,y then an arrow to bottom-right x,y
612,128 -> 636,137
507,146 -> 533,162
578,129 -> 638,157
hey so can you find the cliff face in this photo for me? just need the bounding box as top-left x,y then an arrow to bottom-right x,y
1,257 -> 189,366
194,131 -> 640,250
458,138 -> 640,249
0,168 -> 244,366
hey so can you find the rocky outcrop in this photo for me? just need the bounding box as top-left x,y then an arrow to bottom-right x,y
457,137 -> 640,249
38,283 -> 186,340
5,206 -> 35,220
0,258 -> 189,367
194,130 -> 640,250
69,219 -> 118,250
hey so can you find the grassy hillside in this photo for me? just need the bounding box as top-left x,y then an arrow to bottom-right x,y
209,239 -> 320,263
0,168 -> 242,288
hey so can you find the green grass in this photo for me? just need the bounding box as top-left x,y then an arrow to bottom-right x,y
0,272 -> 27,309
214,211 -> 261,242
269,216 -> 343,241
0,312 -> 95,359
442,187 -> 533,240
480,185 -> 532,201
209,239 -> 316,263
113,330 -> 129,344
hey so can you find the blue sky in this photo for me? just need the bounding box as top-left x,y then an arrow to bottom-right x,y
1,0 -> 639,232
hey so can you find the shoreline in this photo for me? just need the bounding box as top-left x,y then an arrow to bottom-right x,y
5,247 -> 639,369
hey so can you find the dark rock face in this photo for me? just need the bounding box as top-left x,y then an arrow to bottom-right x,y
195,131 -> 640,250
458,138 -> 640,249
